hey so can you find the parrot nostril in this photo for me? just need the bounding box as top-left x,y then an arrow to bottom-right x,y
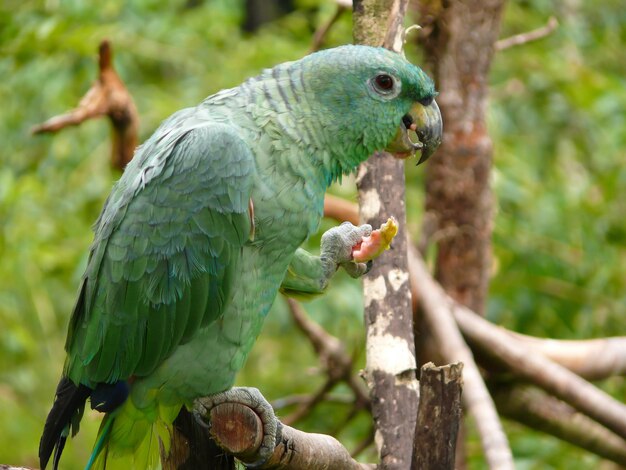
418,96 -> 434,106
402,114 -> 413,129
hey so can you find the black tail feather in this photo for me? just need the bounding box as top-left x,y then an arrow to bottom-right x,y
52,435 -> 66,470
40,377 -> 91,470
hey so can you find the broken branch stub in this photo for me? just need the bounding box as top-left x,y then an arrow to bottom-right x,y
412,362 -> 463,470
32,40 -> 138,171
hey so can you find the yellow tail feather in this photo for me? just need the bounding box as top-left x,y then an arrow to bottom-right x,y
87,397 -> 182,470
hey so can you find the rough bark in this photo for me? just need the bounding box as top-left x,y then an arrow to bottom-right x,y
412,362 -> 463,470
492,384 -> 626,467
32,40 -> 138,171
417,0 -> 505,316
353,2 -> 419,469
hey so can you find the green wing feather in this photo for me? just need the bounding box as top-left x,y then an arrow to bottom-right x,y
64,116 -> 256,386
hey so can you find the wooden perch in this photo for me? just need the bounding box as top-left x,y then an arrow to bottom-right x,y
31,40 -> 138,171
198,401 -> 375,469
492,384 -> 626,467
412,362 -> 463,470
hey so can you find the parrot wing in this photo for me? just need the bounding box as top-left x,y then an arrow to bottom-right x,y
64,120 -> 256,385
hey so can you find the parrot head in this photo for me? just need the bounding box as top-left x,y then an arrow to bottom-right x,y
301,45 -> 442,167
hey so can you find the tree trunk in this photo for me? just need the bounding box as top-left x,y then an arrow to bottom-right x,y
353,2 -> 419,469
414,3 -> 509,467
417,0 -> 505,316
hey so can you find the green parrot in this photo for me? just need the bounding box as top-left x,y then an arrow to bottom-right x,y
39,45 -> 442,469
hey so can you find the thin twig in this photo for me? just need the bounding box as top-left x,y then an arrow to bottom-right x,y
272,393 -> 355,410
282,377 -> 336,426
351,431 -> 375,459
284,299 -> 370,425
495,16 -> 559,51
310,3 -> 348,53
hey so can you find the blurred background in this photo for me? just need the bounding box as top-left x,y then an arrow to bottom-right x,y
1,0 -> 625,468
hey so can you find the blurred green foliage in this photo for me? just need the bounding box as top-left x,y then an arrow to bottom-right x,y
0,0 -> 624,468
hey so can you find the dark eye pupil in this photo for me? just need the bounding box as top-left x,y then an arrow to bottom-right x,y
375,74 -> 393,90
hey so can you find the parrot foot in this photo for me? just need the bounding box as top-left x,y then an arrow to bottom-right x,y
321,221 -> 373,278
194,386 -> 281,468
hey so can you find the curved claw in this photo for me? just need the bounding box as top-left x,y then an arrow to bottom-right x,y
246,421 -> 283,469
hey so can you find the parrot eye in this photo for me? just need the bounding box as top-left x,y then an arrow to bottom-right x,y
368,72 -> 400,99
374,74 -> 394,91
369,73 -> 400,97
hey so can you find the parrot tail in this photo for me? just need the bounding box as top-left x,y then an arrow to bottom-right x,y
85,393 -> 182,470
39,377 -> 92,470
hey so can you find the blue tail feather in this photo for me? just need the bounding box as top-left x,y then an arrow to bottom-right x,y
85,415 -> 115,470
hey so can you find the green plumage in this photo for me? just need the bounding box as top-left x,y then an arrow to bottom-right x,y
40,45 -> 438,469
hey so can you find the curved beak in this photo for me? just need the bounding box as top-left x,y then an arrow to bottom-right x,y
385,99 -> 443,164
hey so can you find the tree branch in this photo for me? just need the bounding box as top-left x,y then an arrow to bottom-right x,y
454,304 -> 626,440
406,240 -> 626,441
324,194 -> 359,225
31,40 -> 138,171
501,333 -> 626,380
272,393 -> 355,409
310,2 -> 349,53
495,16 -> 559,51
323,196 -> 513,467
492,384 -> 626,467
